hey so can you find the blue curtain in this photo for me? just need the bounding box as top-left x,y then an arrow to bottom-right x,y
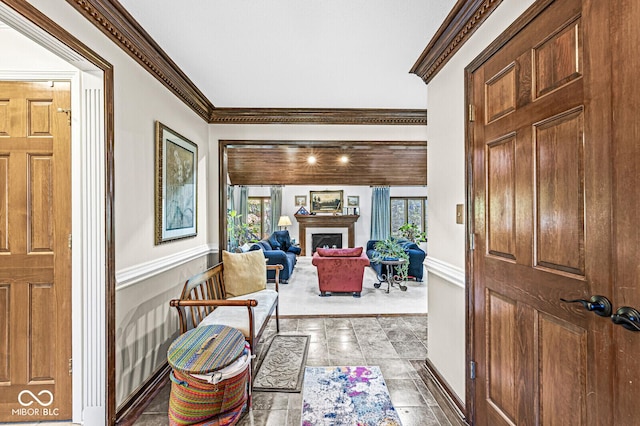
227,185 -> 236,214
270,186 -> 282,230
370,186 -> 390,240
239,186 -> 248,225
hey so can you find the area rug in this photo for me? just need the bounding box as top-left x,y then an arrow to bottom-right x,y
301,366 -> 402,426
252,334 -> 310,392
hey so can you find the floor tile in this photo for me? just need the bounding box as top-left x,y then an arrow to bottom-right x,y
358,339 -> 400,358
250,392 -> 289,410
385,378 -> 426,407
133,315 -> 456,426
391,340 -> 428,359
327,340 -> 363,359
326,328 -> 357,342
395,406 -> 441,426
237,409 -> 288,426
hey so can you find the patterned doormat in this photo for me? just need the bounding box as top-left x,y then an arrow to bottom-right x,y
301,366 -> 402,426
252,334 -> 310,392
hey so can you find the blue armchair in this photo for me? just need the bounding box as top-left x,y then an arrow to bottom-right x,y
366,238 -> 426,282
249,230 -> 300,283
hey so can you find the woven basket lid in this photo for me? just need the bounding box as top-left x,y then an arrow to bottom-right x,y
167,325 -> 245,374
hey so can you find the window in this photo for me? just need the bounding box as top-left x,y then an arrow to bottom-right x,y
248,197 -> 272,240
390,197 -> 427,238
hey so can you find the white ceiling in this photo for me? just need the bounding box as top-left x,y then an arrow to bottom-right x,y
117,0 -> 455,109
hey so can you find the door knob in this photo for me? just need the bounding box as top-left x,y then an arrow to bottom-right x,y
611,307 -> 640,332
560,295 -> 612,317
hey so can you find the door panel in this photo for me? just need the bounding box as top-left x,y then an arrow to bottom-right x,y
470,0 -> 610,424
0,81 -> 71,421
534,108 -> 584,275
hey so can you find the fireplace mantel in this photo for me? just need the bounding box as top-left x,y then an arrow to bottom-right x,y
295,214 -> 359,256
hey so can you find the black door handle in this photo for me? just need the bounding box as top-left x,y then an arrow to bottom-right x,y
560,295 -> 612,317
611,307 -> 640,332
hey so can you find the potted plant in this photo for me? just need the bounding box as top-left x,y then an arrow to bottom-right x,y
398,222 -> 427,244
371,237 -> 409,281
227,210 -> 254,251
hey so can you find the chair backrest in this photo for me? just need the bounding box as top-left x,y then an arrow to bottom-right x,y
178,263 -> 226,331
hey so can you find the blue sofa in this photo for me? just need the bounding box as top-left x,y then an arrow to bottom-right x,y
366,238 -> 426,282
249,230 -> 300,283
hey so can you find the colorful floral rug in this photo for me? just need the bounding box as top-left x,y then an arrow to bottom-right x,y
301,366 -> 402,426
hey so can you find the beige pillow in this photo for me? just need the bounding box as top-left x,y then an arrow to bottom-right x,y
222,250 -> 267,298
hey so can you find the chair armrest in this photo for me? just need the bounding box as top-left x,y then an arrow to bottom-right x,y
267,264 -> 283,292
170,298 -> 258,308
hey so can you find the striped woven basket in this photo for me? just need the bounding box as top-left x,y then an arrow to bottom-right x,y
168,366 -> 249,425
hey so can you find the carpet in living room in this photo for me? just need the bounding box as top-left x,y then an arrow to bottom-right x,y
278,256 -> 427,316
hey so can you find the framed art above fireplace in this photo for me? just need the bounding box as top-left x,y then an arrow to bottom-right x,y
310,190 -> 343,213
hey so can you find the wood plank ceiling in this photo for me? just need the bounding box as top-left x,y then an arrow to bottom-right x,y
225,141 -> 427,186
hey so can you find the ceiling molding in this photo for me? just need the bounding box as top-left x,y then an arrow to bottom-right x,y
66,0 -> 214,121
67,1 -> 427,126
211,108 -> 427,125
410,0 -> 504,84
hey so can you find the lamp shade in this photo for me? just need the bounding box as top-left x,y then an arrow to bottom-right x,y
277,215 -> 292,227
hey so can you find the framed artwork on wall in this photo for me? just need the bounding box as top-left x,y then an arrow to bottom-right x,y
310,190 -> 343,213
347,195 -> 359,207
155,121 -> 198,244
295,195 -> 307,206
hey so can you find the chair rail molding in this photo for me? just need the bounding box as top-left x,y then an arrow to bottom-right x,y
425,256 -> 465,289
115,244 -> 216,290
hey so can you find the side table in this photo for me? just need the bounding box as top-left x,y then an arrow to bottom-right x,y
374,259 -> 408,293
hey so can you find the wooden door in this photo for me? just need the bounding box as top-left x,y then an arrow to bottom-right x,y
611,0 -> 640,423
0,81 -> 72,421
469,0 -> 616,423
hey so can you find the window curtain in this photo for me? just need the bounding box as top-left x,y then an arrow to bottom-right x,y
370,186 -> 390,240
239,186 -> 248,225
227,185 -> 236,214
270,186 -> 282,230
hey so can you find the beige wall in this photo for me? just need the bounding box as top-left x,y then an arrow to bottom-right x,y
425,0 -> 536,402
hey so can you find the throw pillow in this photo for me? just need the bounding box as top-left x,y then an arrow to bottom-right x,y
267,234 -> 281,249
316,247 -> 363,257
222,250 -> 267,297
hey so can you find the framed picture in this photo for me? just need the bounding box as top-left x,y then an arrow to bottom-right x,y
347,195 -> 359,207
310,190 -> 343,213
155,121 -> 197,244
295,195 -> 307,206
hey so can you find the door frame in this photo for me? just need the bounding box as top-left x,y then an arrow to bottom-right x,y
464,0 -> 558,423
0,1 -> 116,424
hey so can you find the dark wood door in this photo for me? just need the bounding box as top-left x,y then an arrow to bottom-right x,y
469,0 -> 617,423
610,0 -> 640,423
0,81 -> 72,421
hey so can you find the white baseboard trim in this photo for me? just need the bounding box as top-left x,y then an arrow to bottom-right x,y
425,256 -> 465,289
116,244 -> 217,290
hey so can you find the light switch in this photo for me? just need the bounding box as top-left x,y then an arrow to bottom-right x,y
456,204 -> 464,224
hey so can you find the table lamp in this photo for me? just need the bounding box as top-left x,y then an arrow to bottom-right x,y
277,215 -> 292,230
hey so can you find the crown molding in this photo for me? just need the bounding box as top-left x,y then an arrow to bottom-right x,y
67,1 -> 427,126
410,0 -> 503,84
211,108 -> 427,125
66,0 -> 214,121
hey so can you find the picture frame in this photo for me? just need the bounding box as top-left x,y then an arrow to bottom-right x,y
310,190 -> 343,213
295,195 -> 307,206
296,206 -> 309,215
155,121 -> 197,244
347,195 -> 359,207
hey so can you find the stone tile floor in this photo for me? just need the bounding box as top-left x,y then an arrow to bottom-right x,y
134,315 -> 452,426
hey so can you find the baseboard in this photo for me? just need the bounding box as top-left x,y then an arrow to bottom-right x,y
413,359 -> 469,426
116,362 -> 171,426
280,312 -> 428,319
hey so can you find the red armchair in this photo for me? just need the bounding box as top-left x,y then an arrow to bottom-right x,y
311,247 -> 370,297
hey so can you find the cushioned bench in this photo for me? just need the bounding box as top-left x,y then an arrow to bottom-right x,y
169,251 -> 282,355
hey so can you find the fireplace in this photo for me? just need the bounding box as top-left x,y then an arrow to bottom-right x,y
311,233 -> 343,253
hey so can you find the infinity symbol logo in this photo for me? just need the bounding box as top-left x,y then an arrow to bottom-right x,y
18,390 -> 54,407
